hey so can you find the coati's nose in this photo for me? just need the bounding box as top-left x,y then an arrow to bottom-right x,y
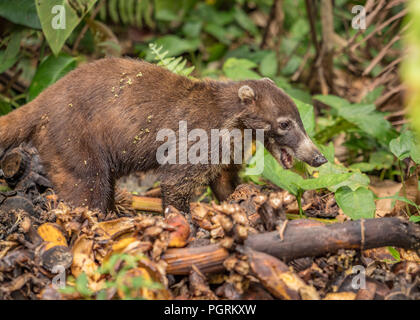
312,154 -> 328,167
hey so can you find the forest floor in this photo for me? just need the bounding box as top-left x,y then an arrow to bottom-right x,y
0,146 -> 419,300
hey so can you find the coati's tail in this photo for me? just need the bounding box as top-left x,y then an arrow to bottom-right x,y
0,101 -> 38,158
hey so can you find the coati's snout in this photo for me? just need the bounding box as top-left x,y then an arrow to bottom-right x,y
237,79 -> 327,169
267,133 -> 327,169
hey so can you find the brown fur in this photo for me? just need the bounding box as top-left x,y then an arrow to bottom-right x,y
0,58 -> 318,213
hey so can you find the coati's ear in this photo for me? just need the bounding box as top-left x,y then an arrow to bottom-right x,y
261,77 -> 275,85
238,85 -> 255,104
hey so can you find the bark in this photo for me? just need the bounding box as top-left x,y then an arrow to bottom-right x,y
162,217 -> 420,275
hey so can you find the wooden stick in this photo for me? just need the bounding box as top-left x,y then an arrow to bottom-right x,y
162,217 -> 420,274
131,195 -> 163,213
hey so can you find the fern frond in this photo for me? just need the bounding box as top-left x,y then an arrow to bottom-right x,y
148,43 -> 195,77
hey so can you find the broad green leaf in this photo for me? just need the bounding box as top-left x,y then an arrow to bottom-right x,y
284,87 -> 312,105
335,187 -> 376,220
314,94 -> 397,145
314,118 -> 355,144
233,7 -> 258,36
378,195 -> 420,211
281,55 -> 301,76
223,58 -> 260,81
290,18 -> 309,40
360,86 -> 384,104
318,162 -> 370,191
259,51 -> 277,78
247,147 -> 352,195
36,0 -> 98,56
317,142 -> 335,163
0,0 -> 41,29
245,147 -> 302,195
369,151 -> 395,170
314,94 -> 350,110
389,129 -> 420,164
294,98 -> 315,137
28,54 -> 77,101
0,31 -> 22,73
204,23 -> 231,45
298,173 -> 352,191
155,0 -> 181,21
182,21 -> 202,39
331,171 -> 370,192
0,99 -> 12,115
349,162 -> 378,172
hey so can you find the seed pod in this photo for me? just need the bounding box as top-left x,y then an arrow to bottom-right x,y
219,237 -> 234,249
165,206 -> 190,248
232,213 -> 248,225
210,226 -> 224,239
234,225 -> 248,241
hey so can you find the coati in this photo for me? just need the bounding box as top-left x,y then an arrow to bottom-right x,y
0,58 -> 327,213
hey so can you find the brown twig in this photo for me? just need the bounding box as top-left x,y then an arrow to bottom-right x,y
163,217 -> 420,274
72,0 -> 105,54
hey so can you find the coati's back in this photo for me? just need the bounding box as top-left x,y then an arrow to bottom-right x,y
0,58 -> 190,160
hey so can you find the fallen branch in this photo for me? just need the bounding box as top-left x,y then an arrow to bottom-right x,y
162,217 -> 420,274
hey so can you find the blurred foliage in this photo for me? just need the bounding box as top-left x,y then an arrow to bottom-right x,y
403,0 -> 420,137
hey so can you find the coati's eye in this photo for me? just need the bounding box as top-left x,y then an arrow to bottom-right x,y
279,121 -> 291,130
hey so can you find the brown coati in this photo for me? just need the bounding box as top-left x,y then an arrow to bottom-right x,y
0,58 -> 327,213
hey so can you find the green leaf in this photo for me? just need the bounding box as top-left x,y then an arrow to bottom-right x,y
223,58 -> 260,81
331,171 -> 370,192
0,31 -> 23,74
233,7 -> 258,36
59,285 -> 77,295
360,86 -> 384,104
294,98 -> 315,137
387,247 -> 401,262
0,0 -> 41,29
335,187 -> 376,220
318,162 -> 370,191
389,129 -> 420,164
75,273 -> 93,297
378,195 -> 420,212
28,54 -> 77,101
155,0 -> 180,21
317,142 -> 335,163
259,51 -> 277,78
409,215 -> 420,223
247,146 -> 352,195
245,146 -> 302,195
0,99 -> 12,115
314,94 -> 351,110
298,173 -> 352,191
36,0 -> 98,56
368,151 -> 395,170
349,162 -> 378,172
314,94 -> 397,145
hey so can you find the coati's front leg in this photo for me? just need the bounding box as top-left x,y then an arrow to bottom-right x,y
161,183 -> 193,213
160,165 -> 212,213
210,164 -> 241,202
